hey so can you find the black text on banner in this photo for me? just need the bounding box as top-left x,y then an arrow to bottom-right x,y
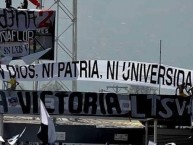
0,90 -> 130,118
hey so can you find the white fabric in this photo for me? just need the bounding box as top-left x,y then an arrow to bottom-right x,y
39,99 -> 56,144
22,48 -> 51,64
148,140 -> 156,145
0,48 -> 51,65
48,117 -> 56,144
7,127 -> 26,145
165,143 -> 176,145
39,99 -> 49,125
7,134 -> 20,145
0,136 -> 5,142
0,56 -> 12,64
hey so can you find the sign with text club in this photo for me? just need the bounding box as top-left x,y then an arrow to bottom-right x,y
0,8 -> 55,60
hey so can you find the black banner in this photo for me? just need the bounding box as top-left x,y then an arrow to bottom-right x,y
0,90 -> 130,118
1,90 -> 192,122
130,94 -> 191,121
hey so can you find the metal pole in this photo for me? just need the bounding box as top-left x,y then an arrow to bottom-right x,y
153,119 -> 157,143
55,0 -> 60,62
0,114 -> 3,145
51,0 -> 60,91
159,40 -> 162,94
154,40 -> 162,143
72,0 -> 77,91
39,0 -> 43,8
106,85 -> 128,93
34,1 -> 43,91
145,120 -> 148,145
0,83 -> 5,144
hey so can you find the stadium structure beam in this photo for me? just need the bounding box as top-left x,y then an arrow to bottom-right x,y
38,0 -> 77,91
72,0 -> 77,91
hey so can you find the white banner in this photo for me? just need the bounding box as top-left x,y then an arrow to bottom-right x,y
0,60 -> 192,89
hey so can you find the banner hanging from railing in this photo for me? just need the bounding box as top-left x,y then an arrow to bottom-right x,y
0,90 -> 192,123
130,94 -> 192,125
0,90 -> 130,118
130,94 -> 192,119
0,8 -> 55,60
0,60 -> 192,89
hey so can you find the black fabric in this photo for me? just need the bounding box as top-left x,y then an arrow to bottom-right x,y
37,123 -> 48,144
5,0 -> 12,8
21,0 -> 28,9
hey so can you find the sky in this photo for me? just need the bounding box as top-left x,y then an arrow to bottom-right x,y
78,0 -> 193,94
1,0 -> 193,94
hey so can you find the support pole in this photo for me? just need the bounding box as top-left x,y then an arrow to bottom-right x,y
55,0 -> 60,62
39,0 -> 43,9
72,0 -> 77,91
145,120 -> 148,145
0,114 -> 3,145
159,40 -> 162,95
154,119 -> 157,143
33,1 -> 43,91
154,40 -> 162,143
